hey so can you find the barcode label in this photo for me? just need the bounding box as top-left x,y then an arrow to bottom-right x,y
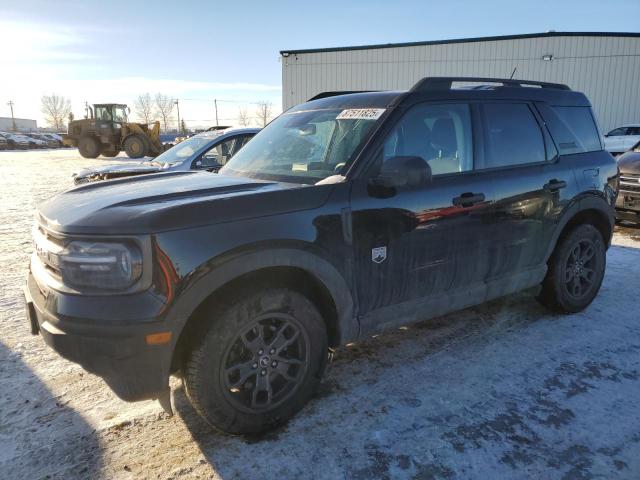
336,108 -> 385,120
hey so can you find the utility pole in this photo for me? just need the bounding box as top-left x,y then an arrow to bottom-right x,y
174,99 -> 181,134
7,100 -> 16,131
214,99 -> 219,126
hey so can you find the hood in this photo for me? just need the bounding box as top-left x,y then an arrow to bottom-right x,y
38,171 -> 331,235
617,150 -> 640,175
74,162 -> 164,182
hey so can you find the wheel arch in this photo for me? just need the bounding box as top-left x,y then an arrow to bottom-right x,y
545,194 -> 614,262
168,247 -> 357,373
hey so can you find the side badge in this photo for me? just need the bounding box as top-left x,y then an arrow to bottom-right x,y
372,246 -> 387,264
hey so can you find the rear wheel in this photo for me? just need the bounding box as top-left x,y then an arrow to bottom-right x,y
102,148 -> 120,157
78,136 -> 101,158
184,287 -> 328,434
123,135 -> 148,158
537,224 -> 606,313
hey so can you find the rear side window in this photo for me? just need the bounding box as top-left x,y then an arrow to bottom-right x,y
481,103 -> 546,168
539,105 -> 602,155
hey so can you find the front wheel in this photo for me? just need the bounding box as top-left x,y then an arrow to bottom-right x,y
123,135 -> 148,158
537,224 -> 606,313
184,288 -> 328,434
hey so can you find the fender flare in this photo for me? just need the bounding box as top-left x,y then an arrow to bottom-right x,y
544,193 -> 615,262
165,247 -> 358,346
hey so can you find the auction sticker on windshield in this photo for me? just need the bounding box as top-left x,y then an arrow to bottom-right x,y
336,108 -> 385,120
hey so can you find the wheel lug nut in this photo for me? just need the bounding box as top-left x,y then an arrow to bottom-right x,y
261,369 -> 266,376
271,361 -> 277,367
258,349 -> 263,355
270,348 -> 275,354
252,363 -> 257,369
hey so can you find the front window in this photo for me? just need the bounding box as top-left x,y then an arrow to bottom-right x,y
152,135 -> 217,166
113,106 -> 127,123
220,108 -> 383,183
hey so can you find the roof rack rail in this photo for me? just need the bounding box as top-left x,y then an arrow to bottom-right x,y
411,77 -> 571,92
308,91 -> 376,101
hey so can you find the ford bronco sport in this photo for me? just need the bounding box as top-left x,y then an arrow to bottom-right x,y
25,77 -> 618,434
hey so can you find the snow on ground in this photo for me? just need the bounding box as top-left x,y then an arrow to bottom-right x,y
1,149 -> 639,479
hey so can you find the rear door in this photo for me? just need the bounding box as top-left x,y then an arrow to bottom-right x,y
624,127 -> 640,151
474,101 -> 572,280
604,127 -> 628,153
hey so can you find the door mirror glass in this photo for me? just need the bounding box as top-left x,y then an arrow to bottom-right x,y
370,155 -> 432,189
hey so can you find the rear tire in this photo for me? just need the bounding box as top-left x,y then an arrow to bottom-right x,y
184,287 -> 328,435
102,148 -> 120,157
537,224 -> 606,313
78,136 -> 102,158
123,135 -> 148,158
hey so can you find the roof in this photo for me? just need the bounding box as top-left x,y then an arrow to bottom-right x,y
280,31 -> 640,55
293,76 -> 591,109
194,127 -> 261,138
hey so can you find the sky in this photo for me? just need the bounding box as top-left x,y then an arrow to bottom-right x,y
1,0 -> 639,130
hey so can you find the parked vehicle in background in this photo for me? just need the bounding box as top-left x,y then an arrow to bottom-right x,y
603,124 -> 640,155
0,132 -> 31,149
38,133 -> 64,147
72,128 -> 259,183
615,140 -> 640,224
0,136 -> 7,150
24,133 -> 59,149
25,77 -> 618,435
64,103 -> 169,159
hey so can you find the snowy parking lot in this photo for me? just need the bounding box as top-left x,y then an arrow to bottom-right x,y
1,149 -> 640,479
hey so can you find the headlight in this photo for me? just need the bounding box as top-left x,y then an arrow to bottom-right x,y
58,241 -> 143,290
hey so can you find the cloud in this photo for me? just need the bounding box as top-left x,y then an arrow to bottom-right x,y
0,19 -> 282,127
0,20 -> 96,63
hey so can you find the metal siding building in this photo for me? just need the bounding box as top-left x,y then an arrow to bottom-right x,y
0,117 -> 37,132
281,32 -> 640,131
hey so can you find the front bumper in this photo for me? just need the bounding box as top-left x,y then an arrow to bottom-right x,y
616,186 -> 640,223
24,270 -> 174,402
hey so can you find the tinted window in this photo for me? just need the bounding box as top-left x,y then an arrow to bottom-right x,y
553,106 -> 602,153
628,127 -> 640,135
482,103 -> 545,168
607,127 -> 627,136
382,103 -> 473,175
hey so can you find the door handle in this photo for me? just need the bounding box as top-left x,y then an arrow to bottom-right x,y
452,192 -> 485,207
543,179 -> 567,191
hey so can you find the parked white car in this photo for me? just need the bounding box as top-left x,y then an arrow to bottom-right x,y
603,124 -> 640,154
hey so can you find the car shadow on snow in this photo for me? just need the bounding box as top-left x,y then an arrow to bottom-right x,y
173,291 -> 599,479
0,340 -> 103,479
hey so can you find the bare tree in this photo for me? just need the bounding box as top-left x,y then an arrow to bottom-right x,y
41,94 -> 71,131
237,106 -> 251,127
134,93 -> 154,124
154,93 -> 175,132
254,101 -> 272,127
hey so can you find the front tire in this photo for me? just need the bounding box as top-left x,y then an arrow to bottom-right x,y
123,135 -> 148,158
537,224 -> 606,313
184,288 -> 328,434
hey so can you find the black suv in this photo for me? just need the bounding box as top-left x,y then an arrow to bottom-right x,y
25,77 -> 618,434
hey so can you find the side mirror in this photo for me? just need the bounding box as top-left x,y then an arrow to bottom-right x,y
298,124 -> 316,136
370,155 -> 431,186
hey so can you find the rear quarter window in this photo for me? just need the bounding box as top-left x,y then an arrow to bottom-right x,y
538,105 -> 602,155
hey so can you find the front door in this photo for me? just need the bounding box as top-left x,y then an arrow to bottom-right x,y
349,102 -> 495,333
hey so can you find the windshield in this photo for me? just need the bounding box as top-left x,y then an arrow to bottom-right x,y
220,108 -> 383,183
152,135 -> 217,165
